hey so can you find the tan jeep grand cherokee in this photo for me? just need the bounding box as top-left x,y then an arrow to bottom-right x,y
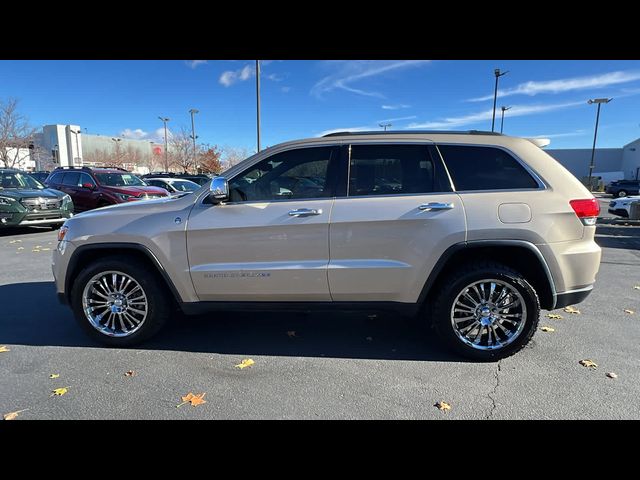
52,131 -> 601,360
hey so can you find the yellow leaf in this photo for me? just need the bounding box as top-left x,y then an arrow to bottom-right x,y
32,250 -> 40,253
633,285 -> 640,290
606,372 -> 618,379
124,370 -> 135,377
435,401 -> 452,412
546,313 -> 563,320
51,387 -> 69,396
8,240 -> 21,244
235,358 -> 255,369
0,346 -> 10,353
540,326 -> 555,332
17,247 -> 24,250
3,409 -> 28,421
40,248 -> 51,252
564,306 -> 581,314
579,359 -> 598,369
286,331 -> 297,338
49,374 -> 60,379
624,309 -> 635,314
34,245 -> 42,248
177,392 -> 206,407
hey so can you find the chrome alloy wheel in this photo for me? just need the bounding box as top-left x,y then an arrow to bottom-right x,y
450,279 -> 527,350
82,271 -> 148,337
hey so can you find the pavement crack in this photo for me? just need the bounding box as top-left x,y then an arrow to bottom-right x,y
486,360 -> 502,420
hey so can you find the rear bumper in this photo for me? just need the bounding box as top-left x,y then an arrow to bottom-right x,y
554,286 -> 593,309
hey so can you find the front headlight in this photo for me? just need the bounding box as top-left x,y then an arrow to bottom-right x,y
0,196 -> 16,206
116,193 -> 138,201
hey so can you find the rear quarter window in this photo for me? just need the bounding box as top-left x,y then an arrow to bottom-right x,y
437,145 -> 539,191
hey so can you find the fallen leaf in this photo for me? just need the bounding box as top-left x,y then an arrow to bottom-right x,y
0,346 -> 9,353
124,370 -> 135,377
49,374 -> 60,379
32,250 -> 40,253
624,309 -> 634,314
3,409 -> 29,420
366,336 -> 373,342
286,331 -> 297,338
606,372 -> 618,379
176,392 -> 206,407
235,358 -> 255,369
540,326 -> 555,332
633,285 -> 640,290
51,387 -> 69,396
546,313 -> 563,320
8,240 -> 21,244
435,401 -> 452,412
40,248 -> 51,252
17,247 -> 24,250
34,245 -> 42,249
564,306 -> 581,314
579,360 -> 598,369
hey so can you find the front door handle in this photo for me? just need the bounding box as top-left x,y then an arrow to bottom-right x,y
418,202 -> 454,211
288,208 -> 323,217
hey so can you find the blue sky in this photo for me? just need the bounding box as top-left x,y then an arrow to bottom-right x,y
1,60 -> 639,150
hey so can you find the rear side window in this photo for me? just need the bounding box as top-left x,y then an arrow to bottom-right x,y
438,145 -> 539,191
62,172 -> 80,186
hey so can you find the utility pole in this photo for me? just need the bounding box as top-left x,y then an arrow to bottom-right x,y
587,98 -> 612,190
189,109 -> 199,173
158,116 -> 170,171
111,137 -> 122,167
256,60 -> 261,152
492,69 -> 509,132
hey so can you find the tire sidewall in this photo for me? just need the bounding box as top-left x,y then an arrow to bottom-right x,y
434,268 -> 540,361
618,190 -> 627,198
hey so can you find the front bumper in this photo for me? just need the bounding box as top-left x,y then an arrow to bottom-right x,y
608,208 -> 629,218
0,208 -> 73,227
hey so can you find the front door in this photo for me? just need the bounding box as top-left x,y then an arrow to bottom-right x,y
187,145 -> 341,302
328,143 -> 466,303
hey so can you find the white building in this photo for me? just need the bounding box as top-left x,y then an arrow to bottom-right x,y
40,124 -> 83,168
0,147 -> 35,170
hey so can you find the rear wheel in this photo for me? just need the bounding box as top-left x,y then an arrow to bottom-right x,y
431,262 -> 540,361
618,190 -> 628,198
70,256 -> 171,346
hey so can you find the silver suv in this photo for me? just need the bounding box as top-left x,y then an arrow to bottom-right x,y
52,131 -> 602,360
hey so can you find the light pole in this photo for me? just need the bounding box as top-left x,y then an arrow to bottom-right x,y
499,106 -> 511,134
256,60 -> 261,152
379,123 -> 392,131
491,68 -> 509,132
189,109 -> 199,173
69,128 -> 82,166
111,137 -> 122,167
587,98 -> 612,190
158,116 -> 170,171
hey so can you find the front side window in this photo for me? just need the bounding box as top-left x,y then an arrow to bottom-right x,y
229,147 -> 335,202
79,173 -> 96,187
438,145 -> 539,191
348,144 -> 439,196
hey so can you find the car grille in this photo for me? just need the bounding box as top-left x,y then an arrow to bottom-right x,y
21,197 -> 62,211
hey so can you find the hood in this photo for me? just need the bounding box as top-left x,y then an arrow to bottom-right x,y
614,195 -> 640,204
0,188 -> 64,199
73,195 -> 179,218
101,185 -> 168,196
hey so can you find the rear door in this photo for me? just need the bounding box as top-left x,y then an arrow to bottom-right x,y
328,143 -> 466,303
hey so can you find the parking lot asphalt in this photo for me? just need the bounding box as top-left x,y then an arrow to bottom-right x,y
1,225 -> 639,420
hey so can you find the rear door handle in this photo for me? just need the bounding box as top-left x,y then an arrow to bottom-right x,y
418,202 -> 454,211
288,208 -> 323,217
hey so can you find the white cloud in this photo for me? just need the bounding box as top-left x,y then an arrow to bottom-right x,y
185,60 -> 207,69
312,60 -> 430,99
408,101 -> 585,129
120,128 -> 148,139
377,115 -> 417,123
469,70 -> 640,102
219,64 -> 255,87
316,126 -> 372,137
382,104 -> 411,110
120,127 -> 171,143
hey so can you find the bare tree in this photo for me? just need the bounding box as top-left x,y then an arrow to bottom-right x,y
168,128 -> 194,173
0,99 -> 38,168
221,146 -> 253,170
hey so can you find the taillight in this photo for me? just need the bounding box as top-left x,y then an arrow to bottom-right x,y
570,198 -> 600,226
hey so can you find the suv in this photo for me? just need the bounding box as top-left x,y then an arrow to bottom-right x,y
52,131 -> 601,360
0,168 -> 74,228
45,167 -> 168,212
605,179 -> 640,197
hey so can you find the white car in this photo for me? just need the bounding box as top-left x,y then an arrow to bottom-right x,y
608,196 -> 640,217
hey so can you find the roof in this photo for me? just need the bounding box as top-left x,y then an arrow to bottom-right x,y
322,129 -> 503,137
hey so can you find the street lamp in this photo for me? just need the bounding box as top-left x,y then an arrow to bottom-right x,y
53,144 -> 59,165
491,68 -> 509,132
587,98 -> 612,190
158,116 -> 170,171
500,106 -> 511,134
379,123 -> 392,131
111,137 -> 122,167
69,128 -> 82,166
256,60 -> 261,152
189,109 -> 199,172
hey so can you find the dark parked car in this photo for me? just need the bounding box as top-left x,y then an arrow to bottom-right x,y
0,168 -> 74,228
144,177 -> 201,197
605,179 -> 640,198
45,166 -> 168,212
27,171 -> 51,184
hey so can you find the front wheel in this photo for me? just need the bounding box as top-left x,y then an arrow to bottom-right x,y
431,262 -> 540,361
618,190 -> 628,198
70,256 -> 171,346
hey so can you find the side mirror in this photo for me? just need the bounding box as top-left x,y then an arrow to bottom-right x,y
82,183 -> 95,190
209,176 -> 229,203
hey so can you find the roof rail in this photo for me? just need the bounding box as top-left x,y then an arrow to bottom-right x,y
322,129 -> 503,138
53,166 -> 92,171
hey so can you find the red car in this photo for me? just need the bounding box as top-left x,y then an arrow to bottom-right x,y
45,167 -> 168,212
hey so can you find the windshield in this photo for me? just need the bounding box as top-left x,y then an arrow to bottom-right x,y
95,173 -> 147,187
0,172 -> 45,190
169,180 -> 200,192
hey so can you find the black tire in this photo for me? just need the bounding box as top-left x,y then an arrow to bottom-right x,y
618,190 -> 628,198
431,262 -> 540,361
70,255 -> 171,347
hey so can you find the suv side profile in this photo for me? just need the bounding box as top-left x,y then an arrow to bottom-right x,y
605,179 -> 640,198
45,167 -> 168,212
52,132 -> 601,360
